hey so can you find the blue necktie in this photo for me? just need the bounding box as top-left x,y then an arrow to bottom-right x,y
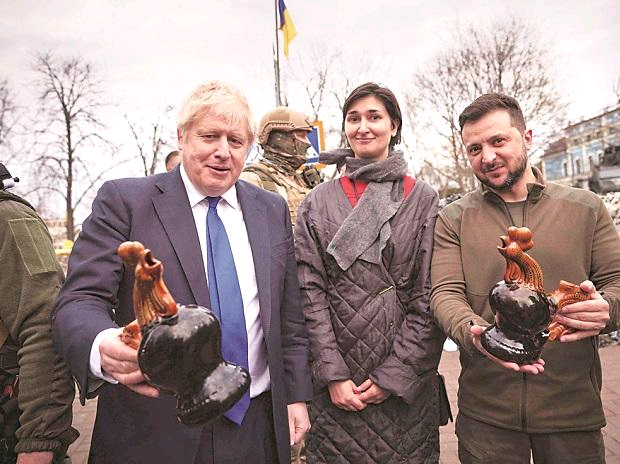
206,196 -> 250,425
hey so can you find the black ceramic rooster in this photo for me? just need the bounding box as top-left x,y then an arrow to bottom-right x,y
118,241 -> 250,426
481,227 -> 590,364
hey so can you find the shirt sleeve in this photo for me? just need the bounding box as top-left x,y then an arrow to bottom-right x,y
89,328 -> 121,384
0,209 -> 78,455
430,211 -> 489,356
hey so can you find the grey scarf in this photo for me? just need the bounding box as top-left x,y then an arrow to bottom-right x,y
320,149 -> 408,271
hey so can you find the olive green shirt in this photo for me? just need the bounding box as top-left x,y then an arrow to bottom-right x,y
431,169 -> 620,432
0,190 -> 77,456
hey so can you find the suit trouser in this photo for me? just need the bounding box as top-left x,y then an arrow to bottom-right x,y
456,413 -> 605,464
194,391 -> 278,464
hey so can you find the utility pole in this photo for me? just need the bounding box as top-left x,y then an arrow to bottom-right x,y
273,0 -> 282,106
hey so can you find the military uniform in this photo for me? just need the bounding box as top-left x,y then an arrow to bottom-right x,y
0,188 -> 77,462
241,159 -> 318,227
241,108 -> 319,464
241,107 -> 321,228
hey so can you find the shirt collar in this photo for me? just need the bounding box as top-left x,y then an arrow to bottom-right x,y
180,164 -> 240,210
481,166 -> 547,204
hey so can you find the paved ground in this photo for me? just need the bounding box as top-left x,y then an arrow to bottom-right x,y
67,344 -> 620,464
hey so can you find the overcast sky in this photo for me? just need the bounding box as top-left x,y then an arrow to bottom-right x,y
1,0 -> 619,149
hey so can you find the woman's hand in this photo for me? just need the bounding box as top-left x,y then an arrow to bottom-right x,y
327,380 -> 366,411
355,379 -> 390,404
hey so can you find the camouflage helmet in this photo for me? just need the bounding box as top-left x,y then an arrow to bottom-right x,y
258,107 -> 313,146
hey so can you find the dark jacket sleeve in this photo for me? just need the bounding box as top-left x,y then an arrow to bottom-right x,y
590,198 -> 620,332
52,180 -> 130,402
370,186 -> 445,404
0,198 -> 78,455
276,197 -> 314,403
295,195 -> 351,388
430,209 -> 489,356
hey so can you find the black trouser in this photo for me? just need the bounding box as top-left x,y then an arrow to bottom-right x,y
456,413 -> 605,464
194,391 -> 278,464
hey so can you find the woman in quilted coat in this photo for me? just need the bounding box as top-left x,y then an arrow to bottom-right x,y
295,82 -> 445,463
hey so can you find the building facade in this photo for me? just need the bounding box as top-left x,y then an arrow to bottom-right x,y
542,104 -> 620,190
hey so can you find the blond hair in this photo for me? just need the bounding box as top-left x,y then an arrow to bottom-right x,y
176,81 -> 255,142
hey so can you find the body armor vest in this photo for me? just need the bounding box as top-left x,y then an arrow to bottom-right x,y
242,161 -> 312,228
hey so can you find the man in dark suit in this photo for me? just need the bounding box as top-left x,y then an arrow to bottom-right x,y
52,81 -> 312,464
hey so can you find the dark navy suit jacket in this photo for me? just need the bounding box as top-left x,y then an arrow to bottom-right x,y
52,167 -> 312,464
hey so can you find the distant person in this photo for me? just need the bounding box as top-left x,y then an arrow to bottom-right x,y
165,150 -> 181,171
295,82 -> 445,463
431,93 -> 620,464
52,81 -> 312,464
241,107 -> 321,227
0,163 -> 77,464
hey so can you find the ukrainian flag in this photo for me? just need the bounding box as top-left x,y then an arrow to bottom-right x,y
278,0 -> 297,57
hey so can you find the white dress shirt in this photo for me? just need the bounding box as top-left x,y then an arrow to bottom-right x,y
90,167 -> 270,398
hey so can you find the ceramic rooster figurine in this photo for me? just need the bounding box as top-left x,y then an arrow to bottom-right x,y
481,227 -> 590,364
117,241 -> 250,426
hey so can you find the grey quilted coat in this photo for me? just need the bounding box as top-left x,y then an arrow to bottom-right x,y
295,178 -> 444,463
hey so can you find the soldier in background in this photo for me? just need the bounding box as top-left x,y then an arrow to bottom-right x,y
242,107 -> 318,463
0,163 -> 77,464
241,107 -> 321,226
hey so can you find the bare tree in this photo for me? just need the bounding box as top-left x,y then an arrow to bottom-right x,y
31,51 -> 117,240
286,43 -> 340,121
284,41 -> 390,149
613,76 -> 620,104
124,105 -> 174,176
0,78 -> 18,157
411,53 -> 477,192
329,52 -> 389,147
407,17 -> 566,193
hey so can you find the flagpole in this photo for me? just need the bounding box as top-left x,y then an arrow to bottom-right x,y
274,0 -> 282,106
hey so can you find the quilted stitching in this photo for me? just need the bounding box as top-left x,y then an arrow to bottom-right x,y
306,390 -> 439,463
297,180 -> 442,463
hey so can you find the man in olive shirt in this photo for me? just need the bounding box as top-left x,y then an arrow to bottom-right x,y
0,164 -> 77,464
431,94 -> 620,464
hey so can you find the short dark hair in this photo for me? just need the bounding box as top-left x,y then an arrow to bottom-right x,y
342,82 -> 402,151
165,150 -> 180,164
458,93 -> 526,132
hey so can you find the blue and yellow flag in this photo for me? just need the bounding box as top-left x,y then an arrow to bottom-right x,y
278,0 -> 297,57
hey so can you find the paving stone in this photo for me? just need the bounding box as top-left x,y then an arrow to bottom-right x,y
66,345 -> 620,463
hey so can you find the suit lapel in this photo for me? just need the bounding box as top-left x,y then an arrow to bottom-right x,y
152,170 -> 210,307
237,181 -> 272,339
